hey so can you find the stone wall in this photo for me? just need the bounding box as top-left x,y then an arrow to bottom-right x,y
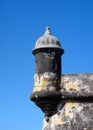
43,73 -> 93,130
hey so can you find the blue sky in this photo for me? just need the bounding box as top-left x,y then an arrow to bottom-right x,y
0,0 -> 93,130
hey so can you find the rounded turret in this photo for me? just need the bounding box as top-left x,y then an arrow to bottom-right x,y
30,27 -> 64,116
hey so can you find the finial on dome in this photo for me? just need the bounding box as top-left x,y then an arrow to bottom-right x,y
44,27 -> 51,35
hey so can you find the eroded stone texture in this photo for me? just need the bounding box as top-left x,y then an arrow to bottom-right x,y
33,72 -> 60,92
61,73 -> 93,98
43,73 -> 93,130
43,101 -> 93,130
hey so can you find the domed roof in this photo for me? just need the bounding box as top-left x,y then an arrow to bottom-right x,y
32,27 -> 64,54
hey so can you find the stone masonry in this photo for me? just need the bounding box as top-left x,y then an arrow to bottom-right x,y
30,27 -> 93,130
43,73 -> 93,130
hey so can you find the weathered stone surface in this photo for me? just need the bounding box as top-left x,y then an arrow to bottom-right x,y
33,73 -> 60,92
42,73 -> 93,130
43,101 -> 93,130
61,73 -> 93,98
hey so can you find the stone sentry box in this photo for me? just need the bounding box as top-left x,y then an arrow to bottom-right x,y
30,27 -> 93,130
30,27 -> 64,116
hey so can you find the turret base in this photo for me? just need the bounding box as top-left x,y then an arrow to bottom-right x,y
30,91 -> 61,116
